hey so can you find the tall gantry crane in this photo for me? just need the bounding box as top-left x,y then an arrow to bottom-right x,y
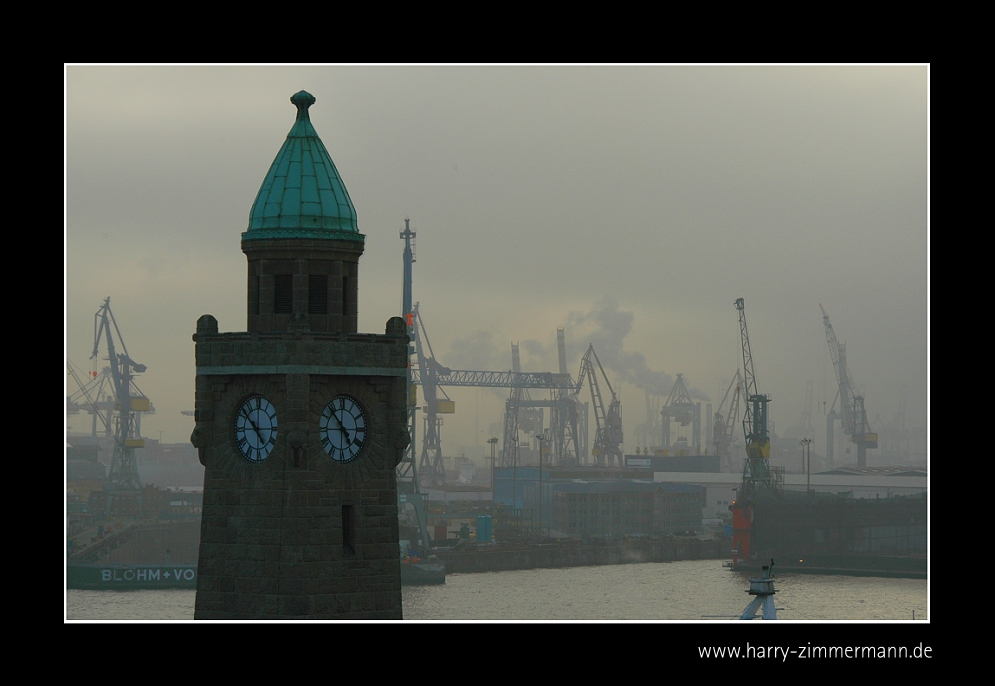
67,360 -> 120,438
398,220 -> 418,493
633,391 -> 661,452
501,342 -> 548,469
735,298 -> 779,495
729,299 -> 780,567
782,380 -> 815,439
713,370 -> 744,472
660,373 -> 700,453
408,307 -> 590,473
879,386 -> 910,462
93,298 -> 146,492
397,223 -> 581,551
575,344 -> 623,467
820,304 -> 877,467
397,220 -> 433,553
409,302 -> 452,481
398,220 -> 600,483
552,328 -> 585,465
72,299 -> 152,513
499,337 -> 588,468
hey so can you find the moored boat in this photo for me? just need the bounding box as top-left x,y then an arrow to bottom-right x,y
400,558 -> 445,585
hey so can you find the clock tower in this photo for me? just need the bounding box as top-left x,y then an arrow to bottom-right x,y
191,91 -> 408,619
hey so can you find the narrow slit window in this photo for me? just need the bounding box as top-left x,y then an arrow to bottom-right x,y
342,276 -> 349,317
342,504 -> 355,554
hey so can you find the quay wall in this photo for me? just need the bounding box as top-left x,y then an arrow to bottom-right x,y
437,538 -> 731,574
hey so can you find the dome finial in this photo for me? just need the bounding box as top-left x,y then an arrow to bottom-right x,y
291,90 -> 315,121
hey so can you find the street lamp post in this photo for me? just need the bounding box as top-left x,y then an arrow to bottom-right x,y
537,433 -> 545,535
512,436 -> 518,529
800,438 -> 813,495
487,437 -> 498,491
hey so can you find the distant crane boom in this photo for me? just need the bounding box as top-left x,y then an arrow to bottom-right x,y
820,304 -> 877,466
661,373 -> 700,452
575,345 -> 623,467
714,370 -> 744,471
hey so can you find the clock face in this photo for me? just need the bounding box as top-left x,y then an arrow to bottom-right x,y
320,395 -> 367,463
234,395 -> 278,462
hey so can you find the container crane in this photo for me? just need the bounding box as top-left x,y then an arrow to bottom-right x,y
496,336 -> 589,468
552,328 -> 585,465
820,304 -> 877,467
660,373 -> 700,453
406,313 -> 584,471
501,342 -> 540,469
633,391 -> 661,452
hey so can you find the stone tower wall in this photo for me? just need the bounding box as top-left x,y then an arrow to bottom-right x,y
192,317 -> 409,619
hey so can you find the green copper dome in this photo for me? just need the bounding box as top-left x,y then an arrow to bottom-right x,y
243,91 -> 363,242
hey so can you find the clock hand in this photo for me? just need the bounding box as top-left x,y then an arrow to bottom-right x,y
241,408 -> 266,445
329,412 -> 350,438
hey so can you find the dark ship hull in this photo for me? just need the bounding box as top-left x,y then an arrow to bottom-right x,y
67,562 -> 198,589
400,560 -> 446,585
733,491 -> 926,579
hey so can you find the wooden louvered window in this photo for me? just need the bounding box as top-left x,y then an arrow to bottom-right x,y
309,275 -> 327,314
274,275 -> 293,314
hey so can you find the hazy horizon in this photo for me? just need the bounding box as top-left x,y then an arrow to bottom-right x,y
65,65 -> 928,462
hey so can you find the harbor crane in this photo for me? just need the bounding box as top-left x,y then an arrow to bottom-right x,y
575,344 -> 623,467
735,298 -> 779,495
633,391 -> 661,452
502,342 -> 538,470
409,302 -> 451,481
729,298 -> 780,567
67,299 -> 154,516
91,297 -> 148,493
878,386 -> 911,462
782,380 -> 815,439
67,360 -> 119,438
68,357 -> 156,441
398,220 -> 432,554
552,328 -> 585,465
407,306 -> 586,472
499,338 -> 588,468
660,373 -> 700,453
713,370 -> 744,472
397,222 -> 584,550
820,304 -> 877,467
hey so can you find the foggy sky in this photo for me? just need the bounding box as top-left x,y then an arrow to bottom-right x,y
65,65 -> 928,460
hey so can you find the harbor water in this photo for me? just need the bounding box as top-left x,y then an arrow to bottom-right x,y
65,559 -> 927,621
